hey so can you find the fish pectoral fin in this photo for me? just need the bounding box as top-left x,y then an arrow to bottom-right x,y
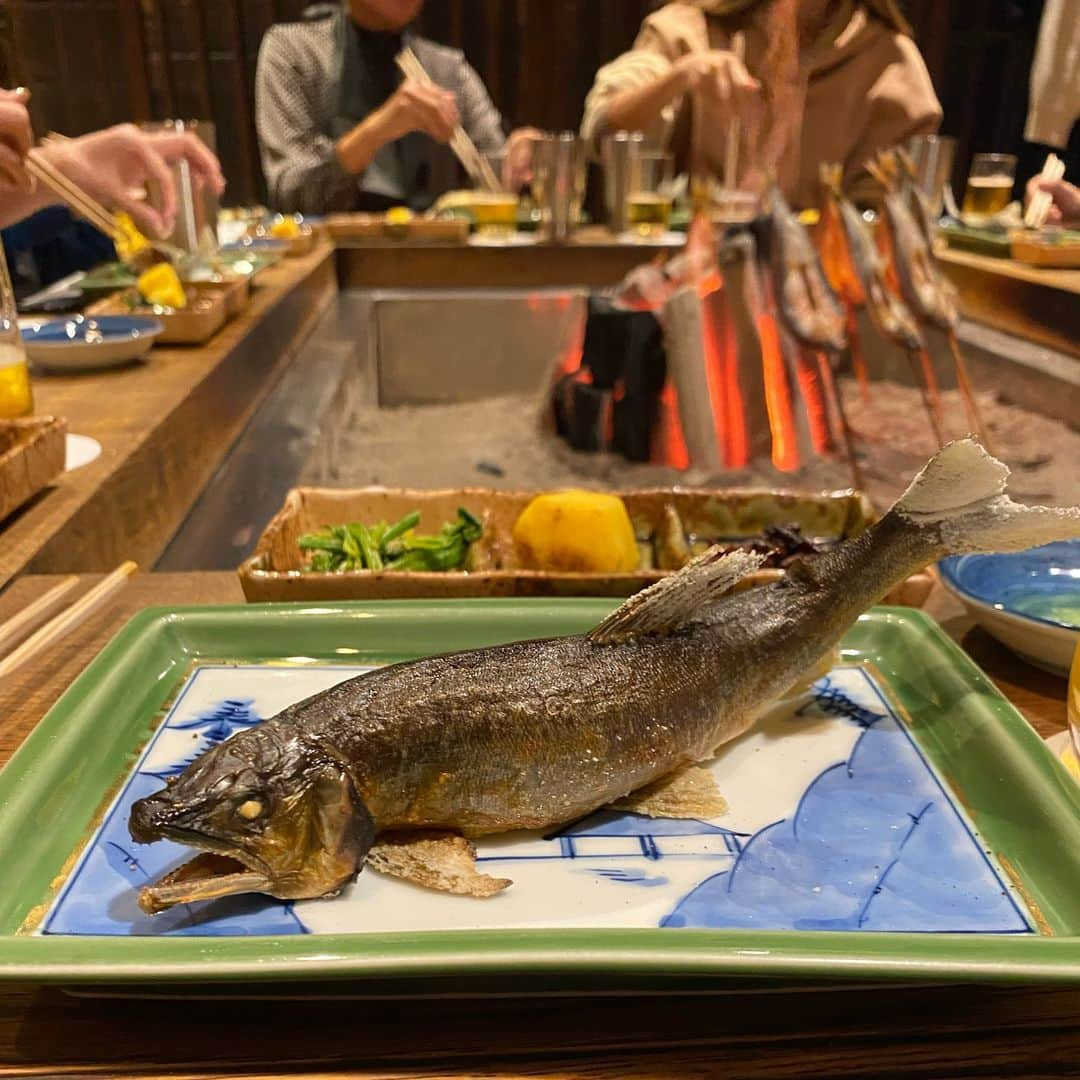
590,548 -> 766,644
611,765 -> 728,819
366,830 -> 512,898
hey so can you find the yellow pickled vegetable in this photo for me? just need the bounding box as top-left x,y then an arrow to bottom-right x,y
384,205 -> 414,239
270,215 -> 301,239
113,211 -> 150,263
512,491 -> 639,573
137,263 -> 187,310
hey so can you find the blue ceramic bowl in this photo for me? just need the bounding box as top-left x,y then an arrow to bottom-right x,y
939,540 -> 1080,676
21,315 -> 164,372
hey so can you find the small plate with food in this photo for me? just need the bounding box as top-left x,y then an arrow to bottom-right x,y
237,484 -> 932,605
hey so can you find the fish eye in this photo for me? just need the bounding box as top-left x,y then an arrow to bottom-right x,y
236,798 -> 265,821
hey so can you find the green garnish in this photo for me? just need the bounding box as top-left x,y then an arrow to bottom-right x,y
298,508 -> 482,573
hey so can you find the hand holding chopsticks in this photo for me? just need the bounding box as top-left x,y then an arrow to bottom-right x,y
395,47 -> 503,193
0,563 -> 137,680
1025,153 -> 1068,229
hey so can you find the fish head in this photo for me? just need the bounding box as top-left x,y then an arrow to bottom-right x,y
129,731 -> 374,914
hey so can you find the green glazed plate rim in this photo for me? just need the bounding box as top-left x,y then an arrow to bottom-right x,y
0,599 -> 1078,987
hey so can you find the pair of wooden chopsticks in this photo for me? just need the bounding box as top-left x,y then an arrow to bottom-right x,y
25,146 -> 119,237
395,46 -> 503,193
0,562 -> 137,679
1024,153 -> 1066,229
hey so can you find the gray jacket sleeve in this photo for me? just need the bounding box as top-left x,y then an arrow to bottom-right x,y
255,29 -> 357,214
456,60 -> 507,156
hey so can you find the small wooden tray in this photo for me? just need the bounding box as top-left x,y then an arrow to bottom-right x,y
324,213 -> 469,245
1010,231 -> 1080,268
192,275 -> 250,318
0,416 -> 68,523
239,484 -> 932,605
283,226 -> 317,257
87,286 -> 229,345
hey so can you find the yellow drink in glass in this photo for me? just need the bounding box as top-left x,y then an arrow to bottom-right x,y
1067,642 -> 1080,780
627,192 -> 674,234
471,192 -> 519,237
0,342 -> 33,418
962,176 -> 1013,217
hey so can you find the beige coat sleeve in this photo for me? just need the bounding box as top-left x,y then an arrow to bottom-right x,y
580,8 -> 704,158
842,34 -> 942,206
1025,0 -> 1080,149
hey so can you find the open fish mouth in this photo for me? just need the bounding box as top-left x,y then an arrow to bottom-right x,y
138,853 -> 272,915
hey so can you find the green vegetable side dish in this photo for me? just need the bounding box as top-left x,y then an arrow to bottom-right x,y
299,508 -> 484,573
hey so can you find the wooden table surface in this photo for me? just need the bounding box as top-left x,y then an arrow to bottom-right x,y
0,244 -> 337,590
0,571 -> 1075,1079
937,246 -> 1080,359
335,225 -> 684,290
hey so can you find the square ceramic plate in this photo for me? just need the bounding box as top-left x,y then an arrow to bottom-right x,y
1,601 -> 1079,991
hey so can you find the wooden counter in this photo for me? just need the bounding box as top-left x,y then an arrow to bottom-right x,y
0,244 -> 337,590
937,246 -> 1080,358
335,226 -> 684,289
0,571 -> 1074,1079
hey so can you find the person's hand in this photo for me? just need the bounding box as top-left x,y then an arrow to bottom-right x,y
673,49 -> 762,128
380,79 -> 459,144
0,87 -> 33,193
140,128 -> 225,198
38,124 -> 222,239
1025,175 -> 1080,226
504,126 -> 542,189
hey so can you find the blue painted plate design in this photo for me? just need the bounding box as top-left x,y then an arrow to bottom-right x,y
40,663 -> 1034,939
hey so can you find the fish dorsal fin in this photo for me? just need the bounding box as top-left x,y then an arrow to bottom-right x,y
590,548 -> 766,645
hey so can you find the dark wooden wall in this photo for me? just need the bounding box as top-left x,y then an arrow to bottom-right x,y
0,0 -> 1057,207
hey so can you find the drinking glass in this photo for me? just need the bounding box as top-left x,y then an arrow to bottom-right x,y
533,133 -> 587,243
962,153 -> 1017,220
140,120 -> 219,254
601,130 -> 645,234
907,134 -> 956,218
0,240 -> 32,419
625,151 -> 675,238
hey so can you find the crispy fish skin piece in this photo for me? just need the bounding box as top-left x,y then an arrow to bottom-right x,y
130,441 -> 1080,912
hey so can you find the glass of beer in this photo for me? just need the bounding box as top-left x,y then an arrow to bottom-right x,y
962,153 -> 1017,221
625,151 -> 675,238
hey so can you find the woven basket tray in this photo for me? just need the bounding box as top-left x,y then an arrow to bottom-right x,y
0,416 -> 68,524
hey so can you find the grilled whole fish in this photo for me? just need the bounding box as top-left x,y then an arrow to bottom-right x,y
766,183 -> 846,353
130,441 -> 1080,912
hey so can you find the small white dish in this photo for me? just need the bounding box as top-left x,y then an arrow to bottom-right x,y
22,315 -> 163,372
65,433 -> 102,472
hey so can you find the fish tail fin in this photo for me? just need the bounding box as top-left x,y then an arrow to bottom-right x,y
893,438 -> 1080,555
